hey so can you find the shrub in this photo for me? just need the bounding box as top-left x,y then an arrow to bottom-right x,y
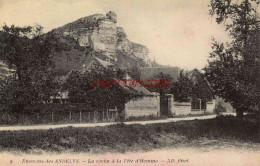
214,103 -> 227,115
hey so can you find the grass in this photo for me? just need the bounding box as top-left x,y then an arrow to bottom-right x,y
170,112 -> 215,118
0,112 -> 214,126
0,114 -> 259,154
125,113 -> 215,121
125,115 -> 167,121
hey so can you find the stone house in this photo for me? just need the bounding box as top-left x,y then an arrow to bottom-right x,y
81,54 -> 114,72
0,61 -> 16,79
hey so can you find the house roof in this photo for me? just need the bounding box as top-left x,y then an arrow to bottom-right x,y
129,85 -> 154,96
115,78 -> 154,96
116,75 -> 154,96
140,67 -> 180,82
80,55 -> 114,73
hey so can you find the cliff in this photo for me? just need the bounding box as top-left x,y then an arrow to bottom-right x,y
51,11 -> 151,75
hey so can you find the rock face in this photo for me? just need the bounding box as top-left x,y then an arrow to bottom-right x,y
116,27 -> 150,63
106,11 -> 117,23
52,11 -> 151,75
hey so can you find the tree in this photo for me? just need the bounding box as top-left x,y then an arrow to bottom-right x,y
64,68 -> 134,111
149,72 -> 172,96
171,69 -> 213,102
128,66 -> 141,79
205,0 -> 260,118
170,70 -> 192,102
0,24 -> 59,113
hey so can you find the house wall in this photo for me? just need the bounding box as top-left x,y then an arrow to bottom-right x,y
124,96 -> 159,119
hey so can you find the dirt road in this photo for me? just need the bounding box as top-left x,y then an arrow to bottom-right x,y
0,113 -> 236,131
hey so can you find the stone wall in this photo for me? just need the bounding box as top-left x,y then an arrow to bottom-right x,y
190,100 -> 216,114
206,100 -> 215,113
172,102 -> 191,116
190,110 -> 206,115
124,96 -> 159,119
166,94 -> 174,116
124,96 -> 215,119
172,100 -> 215,116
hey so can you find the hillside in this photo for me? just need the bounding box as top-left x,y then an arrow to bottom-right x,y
50,11 -> 152,76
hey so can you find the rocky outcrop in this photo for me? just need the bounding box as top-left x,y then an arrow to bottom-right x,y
131,42 -> 150,63
116,27 -> 132,53
106,11 -> 117,23
116,27 -> 151,64
52,11 -> 151,73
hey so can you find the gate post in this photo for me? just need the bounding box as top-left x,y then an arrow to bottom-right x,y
156,93 -> 160,117
166,94 -> 174,117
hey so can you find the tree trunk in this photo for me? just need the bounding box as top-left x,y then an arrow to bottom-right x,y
236,108 -> 244,119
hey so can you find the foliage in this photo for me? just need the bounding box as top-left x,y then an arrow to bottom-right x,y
171,70 -> 192,102
214,102 -> 227,115
205,0 -> 260,117
64,68 -> 134,111
171,69 -> 213,102
0,24 -> 59,113
147,72 -> 172,95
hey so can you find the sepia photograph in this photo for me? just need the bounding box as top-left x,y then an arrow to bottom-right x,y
0,0 -> 259,165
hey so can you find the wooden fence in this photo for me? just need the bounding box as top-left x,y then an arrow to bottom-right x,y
0,109 -> 119,125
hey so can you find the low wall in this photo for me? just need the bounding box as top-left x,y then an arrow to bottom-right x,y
190,109 -> 206,115
190,100 -> 215,114
172,102 -> 191,116
124,96 -> 159,119
124,97 -> 215,119
206,100 -> 215,113
172,100 -> 215,116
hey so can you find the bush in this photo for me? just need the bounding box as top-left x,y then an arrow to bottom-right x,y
59,42 -> 71,51
214,103 -> 227,115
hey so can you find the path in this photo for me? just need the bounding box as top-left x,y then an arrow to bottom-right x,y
0,113 -> 236,131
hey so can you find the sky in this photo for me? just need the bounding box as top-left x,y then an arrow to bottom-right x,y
0,0 -> 230,70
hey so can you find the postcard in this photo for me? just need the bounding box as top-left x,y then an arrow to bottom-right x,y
0,0 -> 259,165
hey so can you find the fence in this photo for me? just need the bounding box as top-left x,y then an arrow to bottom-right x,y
0,109 -> 119,125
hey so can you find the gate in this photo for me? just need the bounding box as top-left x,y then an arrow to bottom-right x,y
160,95 -> 169,117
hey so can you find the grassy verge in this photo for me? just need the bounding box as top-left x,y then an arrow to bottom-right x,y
170,112 -> 215,118
0,114 -> 259,154
125,115 -> 167,121
0,113 -> 214,126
